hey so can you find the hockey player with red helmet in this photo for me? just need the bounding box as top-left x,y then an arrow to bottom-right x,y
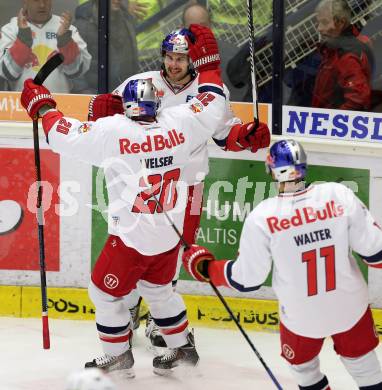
183,139 -> 382,390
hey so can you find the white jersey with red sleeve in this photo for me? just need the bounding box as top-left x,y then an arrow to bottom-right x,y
223,182 -> 382,338
113,71 -> 240,184
45,86 -> 226,255
0,15 -> 91,92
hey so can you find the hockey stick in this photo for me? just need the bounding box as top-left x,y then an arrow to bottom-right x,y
247,0 -> 259,122
140,164 -> 282,389
32,53 -> 64,349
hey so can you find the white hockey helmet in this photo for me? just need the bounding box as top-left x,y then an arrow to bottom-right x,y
65,368 -> 116,390
265,139 -> 307,182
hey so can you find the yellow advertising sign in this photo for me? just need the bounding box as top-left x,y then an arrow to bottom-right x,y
1,286 -> 381,340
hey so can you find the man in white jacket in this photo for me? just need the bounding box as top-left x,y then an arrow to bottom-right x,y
0,0 -> 91,92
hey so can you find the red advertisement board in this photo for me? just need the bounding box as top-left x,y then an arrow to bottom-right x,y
0,148 -> 60,271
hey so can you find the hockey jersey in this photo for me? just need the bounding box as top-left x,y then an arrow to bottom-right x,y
0,15 -> 91,92
113,71 -> 241,184
226,182 -> 382,337
46,89 -> 226,255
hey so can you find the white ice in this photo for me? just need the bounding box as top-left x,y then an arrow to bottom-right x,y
0,317 -> 380,390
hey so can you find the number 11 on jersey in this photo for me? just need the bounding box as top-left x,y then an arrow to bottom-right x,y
302,245 -> 336,296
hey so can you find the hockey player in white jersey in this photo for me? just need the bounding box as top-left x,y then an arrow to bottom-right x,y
89,28 -> 270,347
183,139 -> 382,390
21,24 -> 226,376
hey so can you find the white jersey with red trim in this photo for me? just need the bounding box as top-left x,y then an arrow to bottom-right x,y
46,90 -> 226,255
113,71 -> 240,184
228,182 -> 382,338
0,15 -> 91,92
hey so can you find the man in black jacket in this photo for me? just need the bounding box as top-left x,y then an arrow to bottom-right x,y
74,0 -> 145,93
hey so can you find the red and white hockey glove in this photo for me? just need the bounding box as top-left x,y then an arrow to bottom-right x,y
226,121 -> 271,153
182,244 -> 215,282
88,93 -> 124,121
21,79 -> 57,119
186,24 -> 220,72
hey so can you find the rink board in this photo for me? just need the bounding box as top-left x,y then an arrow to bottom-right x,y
0,285 -> 381,339
2,98 -> 382,311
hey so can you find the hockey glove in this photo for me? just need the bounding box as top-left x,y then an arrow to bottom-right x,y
182,244 -> 215,282
21,79 -> 57,119
88,93 -> 124,121
186,24 -> 220,72
226,121 -> 271,153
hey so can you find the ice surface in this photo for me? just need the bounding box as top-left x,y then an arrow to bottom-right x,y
0,317 -> 380,389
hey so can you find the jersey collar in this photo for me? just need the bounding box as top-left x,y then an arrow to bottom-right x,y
278,184 -> 313,198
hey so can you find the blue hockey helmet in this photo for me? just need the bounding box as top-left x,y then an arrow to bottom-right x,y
122,79 -> 160,119
161,28 -> 190,56
265,139 -> 307,182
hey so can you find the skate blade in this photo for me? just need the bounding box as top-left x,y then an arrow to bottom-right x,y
153,361 -> 201,377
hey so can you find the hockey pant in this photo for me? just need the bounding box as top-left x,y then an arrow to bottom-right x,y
281,307 -> 382,389
89,236 -> 189,356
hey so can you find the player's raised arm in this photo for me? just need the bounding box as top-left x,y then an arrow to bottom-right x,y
161,25 -> 226,148
20,79 -> 109,166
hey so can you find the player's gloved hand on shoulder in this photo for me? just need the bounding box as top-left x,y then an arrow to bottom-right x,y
88,93 -> 124,121
186,24 -> 220,72
227,120 -> 271,153
21,78 -> 57,119
182,244 -> 216,282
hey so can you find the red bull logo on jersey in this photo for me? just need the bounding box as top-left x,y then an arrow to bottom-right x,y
119,129 -> 185,154
267,201 -> 344,234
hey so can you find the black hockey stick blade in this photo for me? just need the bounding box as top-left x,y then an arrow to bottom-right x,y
34,53 -> 64,86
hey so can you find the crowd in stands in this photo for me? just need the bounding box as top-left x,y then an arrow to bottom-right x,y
0,0 -> 381,112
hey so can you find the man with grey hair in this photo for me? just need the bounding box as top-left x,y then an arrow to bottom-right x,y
312,0 -> 374,110
182,2 -> 242,101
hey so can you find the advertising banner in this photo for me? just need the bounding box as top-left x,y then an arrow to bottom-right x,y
0,148 -> 60,271
283,105 -> 382,142
91,156 -> 370,289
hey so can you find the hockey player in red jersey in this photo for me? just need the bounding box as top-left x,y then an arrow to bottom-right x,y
90,27 -> 271,348
183,139 -> 382,389
21,24 -> 227,376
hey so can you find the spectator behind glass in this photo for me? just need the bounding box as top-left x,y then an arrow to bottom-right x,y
0,0 -> 91,93
182,2 -> 242,102
312,0 -> 374,111
73,0 -> 147,93
226,36 -> 273,104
